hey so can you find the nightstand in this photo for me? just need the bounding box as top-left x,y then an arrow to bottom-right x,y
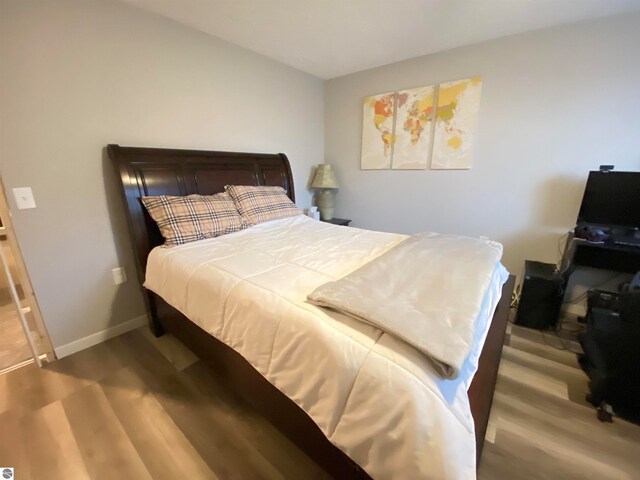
322,218 -> 351,226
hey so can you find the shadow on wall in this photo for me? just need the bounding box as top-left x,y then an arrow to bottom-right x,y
531,175 -> 585,229
500,175 -> 584,275
306,164 -> 317,207
101,147 -> 147,330
501,229 -> 561,279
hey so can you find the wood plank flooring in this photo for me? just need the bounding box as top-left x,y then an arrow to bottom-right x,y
0,298 -> 32,371
0,235 -> 32,371
0,321 -> 638,479
478,321 -> 640,480
0,329 -> 329,480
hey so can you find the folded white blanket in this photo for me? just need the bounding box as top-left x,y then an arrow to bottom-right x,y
308,233 -> 504,379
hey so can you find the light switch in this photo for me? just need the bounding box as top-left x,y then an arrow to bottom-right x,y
12,187 -> 36,210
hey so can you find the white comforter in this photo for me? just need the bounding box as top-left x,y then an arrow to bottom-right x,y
145,215 -> 508,479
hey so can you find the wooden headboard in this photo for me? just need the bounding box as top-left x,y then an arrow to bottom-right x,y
108,144 -> 295,284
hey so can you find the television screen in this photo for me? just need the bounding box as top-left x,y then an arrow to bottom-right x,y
578,171 -> 640,228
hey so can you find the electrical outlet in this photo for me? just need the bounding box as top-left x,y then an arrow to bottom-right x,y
111,267 -> 127,285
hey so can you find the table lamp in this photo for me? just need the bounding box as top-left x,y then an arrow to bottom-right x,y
310,164 -> 339,220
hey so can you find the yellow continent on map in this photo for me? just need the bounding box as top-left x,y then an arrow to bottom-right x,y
436,76 -> 480,150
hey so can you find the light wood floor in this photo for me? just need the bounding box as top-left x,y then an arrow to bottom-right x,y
0,327 -> 329,480
479,320 -> 640,480
0,294 -> 32,371
0,321 -> 638,479
0,235 -> 31,371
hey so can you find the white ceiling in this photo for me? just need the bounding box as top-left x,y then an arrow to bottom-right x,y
121,0 -> 640,79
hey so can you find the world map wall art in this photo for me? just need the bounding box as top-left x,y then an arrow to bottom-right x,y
360,77 -> 482,170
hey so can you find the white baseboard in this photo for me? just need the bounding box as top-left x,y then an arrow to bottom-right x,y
54,314 -> 148,359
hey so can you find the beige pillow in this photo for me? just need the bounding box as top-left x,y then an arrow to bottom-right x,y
141,193 -> 247,246
225,185 -> 302,225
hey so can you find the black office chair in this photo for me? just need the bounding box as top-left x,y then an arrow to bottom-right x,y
582,288 -> 640,423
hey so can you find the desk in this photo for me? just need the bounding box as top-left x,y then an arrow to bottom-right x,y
566,235 -> 640,274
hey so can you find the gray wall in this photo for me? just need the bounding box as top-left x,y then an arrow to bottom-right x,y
0,0 -> 324,349
325,14 -> 640,286
2,3 -> 639,351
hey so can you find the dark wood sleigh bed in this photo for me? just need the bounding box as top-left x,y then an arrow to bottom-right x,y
108,144 -> 514,479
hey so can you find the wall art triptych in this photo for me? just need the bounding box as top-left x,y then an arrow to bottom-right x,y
361,77 -> 482,170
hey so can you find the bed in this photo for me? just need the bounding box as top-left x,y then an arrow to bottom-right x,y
108,144 -> 514,479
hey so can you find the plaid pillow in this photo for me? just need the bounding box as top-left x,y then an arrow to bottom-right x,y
225,185 -> 302,225
141,193 -> 247,246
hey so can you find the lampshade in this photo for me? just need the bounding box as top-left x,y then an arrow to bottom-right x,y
311,164 -> 339,189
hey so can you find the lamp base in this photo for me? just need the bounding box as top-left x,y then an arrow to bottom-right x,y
316,190 -> 336,221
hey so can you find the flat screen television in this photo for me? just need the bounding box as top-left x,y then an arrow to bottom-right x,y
577,171 -> 640,228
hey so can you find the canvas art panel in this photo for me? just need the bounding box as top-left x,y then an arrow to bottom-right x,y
392,85 -> 436,169
361,92 -> 397,169
431,77 -> 483,170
